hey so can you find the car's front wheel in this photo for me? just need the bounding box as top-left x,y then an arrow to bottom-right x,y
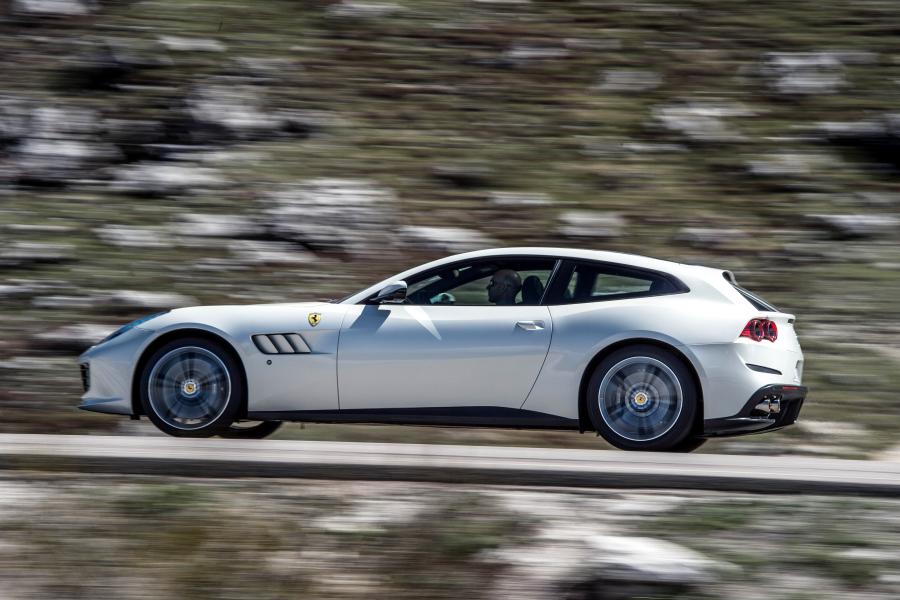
587,345 -> 699,451
139,337 -> 243,437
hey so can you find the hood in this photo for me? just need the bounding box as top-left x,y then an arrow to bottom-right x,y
141,301 -> 338,334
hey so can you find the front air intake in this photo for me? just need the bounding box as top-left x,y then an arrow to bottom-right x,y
252,333 -> 311,354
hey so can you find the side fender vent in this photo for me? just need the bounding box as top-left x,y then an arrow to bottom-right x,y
79,363 -> 90,392
252,333 -> 311,354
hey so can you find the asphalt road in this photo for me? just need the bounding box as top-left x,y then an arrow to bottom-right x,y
1,434 -> 899,495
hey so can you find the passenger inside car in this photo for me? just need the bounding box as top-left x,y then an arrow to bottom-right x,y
486,269 -> 522,305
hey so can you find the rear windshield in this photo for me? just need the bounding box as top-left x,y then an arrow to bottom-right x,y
732,284 -> 779,312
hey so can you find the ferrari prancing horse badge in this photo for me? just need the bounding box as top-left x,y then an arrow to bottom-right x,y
308,312 -> 322,327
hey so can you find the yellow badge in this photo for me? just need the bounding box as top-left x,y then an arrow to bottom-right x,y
308,312 -> 322,327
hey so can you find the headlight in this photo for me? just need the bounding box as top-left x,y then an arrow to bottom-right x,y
99,311 -> 169,345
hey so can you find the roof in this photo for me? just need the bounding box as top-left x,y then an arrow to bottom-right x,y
440,247 -> 685,272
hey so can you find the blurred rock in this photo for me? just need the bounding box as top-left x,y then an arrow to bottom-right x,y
32,295 -> 95,309
264,179 -> 397,253
505,44 -> 570,64
762,52 -> 851,95
158,36 -> 227,53
598,70 -> 662,92
11,0 -> 95,16
797,420 -> 868,437
489,527 -> 729,600
766,51 -> 876,95
15,138 -> 122,184
101,290 -> 195,311
193,257 -> 251,272
313,498 -> 426,533
0,278 -> 75,298
807,213 -> 898,240
169,213 -> 265,239
675,227 -> 748,249
233,57 -> 297,80
95,225 -> 170,248
621,141 -> 685,153
558,210 -> 625,239
0,285 -> 29,300
188,85 -> 286,140
326,1 -> 404,18
9,105 -> 121,183
33,324 -> 115,353
109,162 -> 228,196
747,152 -> 817,177
773,74 -> 842,97
489,191 -> 553,207
856,191 -> 900,207
229,240 -> 315,265
653,101 -> 753,143
399,225 -> 496,254
0,242 -> 75,267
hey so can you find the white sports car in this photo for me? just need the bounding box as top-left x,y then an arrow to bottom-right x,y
78,248 -> 806,451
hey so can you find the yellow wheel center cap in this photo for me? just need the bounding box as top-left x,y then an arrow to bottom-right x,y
182,380 -> 198,395
634,392 -> 649,406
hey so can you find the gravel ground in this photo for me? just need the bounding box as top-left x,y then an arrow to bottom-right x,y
1,473 -> 899,599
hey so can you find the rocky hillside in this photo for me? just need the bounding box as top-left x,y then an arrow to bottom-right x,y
1,0 -> 899,455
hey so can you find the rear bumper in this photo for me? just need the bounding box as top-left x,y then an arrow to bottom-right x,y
702,384 -> 807,438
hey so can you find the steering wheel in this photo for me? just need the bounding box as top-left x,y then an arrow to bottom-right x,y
430,292 -> 456,305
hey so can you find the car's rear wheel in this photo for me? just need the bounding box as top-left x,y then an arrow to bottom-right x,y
140,337 -> 243,437
587,345 -> 699,451
219,421 -> 283,439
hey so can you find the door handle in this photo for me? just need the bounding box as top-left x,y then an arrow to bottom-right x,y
516,320 -> 545,331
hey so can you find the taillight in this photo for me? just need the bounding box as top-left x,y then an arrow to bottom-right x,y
741,319 -> 778,342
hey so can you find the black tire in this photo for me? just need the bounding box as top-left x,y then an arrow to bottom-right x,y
587,344 -> 699,451
219,421 -> 283,439
139,336 -> 244,438
668,436 -> 708,453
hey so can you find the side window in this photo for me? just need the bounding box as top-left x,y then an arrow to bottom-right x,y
404,259 -> 556,306
556,262 -> 678,304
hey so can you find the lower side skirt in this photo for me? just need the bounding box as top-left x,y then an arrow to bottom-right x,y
247,406 -> 581,430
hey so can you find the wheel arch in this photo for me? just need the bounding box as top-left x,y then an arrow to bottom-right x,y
131,328 -> 249,418
577,338 -> 704,433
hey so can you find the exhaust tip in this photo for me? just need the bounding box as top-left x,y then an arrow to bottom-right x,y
754,396 -> 782,414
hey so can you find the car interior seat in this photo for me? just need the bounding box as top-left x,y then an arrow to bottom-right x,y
521,275 -> 544,304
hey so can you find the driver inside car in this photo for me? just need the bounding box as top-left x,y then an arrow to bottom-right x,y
487,269 -> 522,305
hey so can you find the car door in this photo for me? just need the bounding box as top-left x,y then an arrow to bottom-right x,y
337,258 -> 557,411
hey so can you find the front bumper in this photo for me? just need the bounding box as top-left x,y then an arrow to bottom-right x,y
702,384 -> 807,438
77,326 -> 155,415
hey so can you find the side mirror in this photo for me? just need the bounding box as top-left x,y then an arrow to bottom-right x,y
371,280 -> 407,304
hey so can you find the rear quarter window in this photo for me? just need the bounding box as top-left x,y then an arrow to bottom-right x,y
552,261 -> 684,304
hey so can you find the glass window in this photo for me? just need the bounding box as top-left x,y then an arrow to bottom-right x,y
555,262 -> 678,304
404,258 -> 556,306
731,284 -> 779,312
